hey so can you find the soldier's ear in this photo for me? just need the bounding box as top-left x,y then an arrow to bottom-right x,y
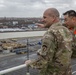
72,17 -> 76,21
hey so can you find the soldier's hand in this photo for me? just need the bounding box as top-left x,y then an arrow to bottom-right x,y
25,60 -> 32,65
37,49 -> 41,55
35,23 -> 45,28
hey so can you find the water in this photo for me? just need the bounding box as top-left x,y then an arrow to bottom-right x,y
0,31 -> 46,39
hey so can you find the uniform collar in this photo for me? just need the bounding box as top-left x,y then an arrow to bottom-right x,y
69,27 -> 76,35
74,27 -> 76,35
50,21 -> 62,28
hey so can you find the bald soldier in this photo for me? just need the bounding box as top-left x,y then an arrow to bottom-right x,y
25,8 -> 73,75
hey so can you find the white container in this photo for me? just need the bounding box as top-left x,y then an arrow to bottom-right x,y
3,50 -> 10,54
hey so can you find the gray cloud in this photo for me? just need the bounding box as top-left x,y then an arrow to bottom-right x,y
0,0 -> 76,17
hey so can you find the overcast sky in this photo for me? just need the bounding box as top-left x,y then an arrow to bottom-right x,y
0,0 -> 76,17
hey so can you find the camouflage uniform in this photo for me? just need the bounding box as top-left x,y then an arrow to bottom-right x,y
70,27 -> 76,58
30,22 -> 73,75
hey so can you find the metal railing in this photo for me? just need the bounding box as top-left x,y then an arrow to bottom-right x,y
0,63 -> 75,75
0,64 -> 27,75
72,71 -> 76,75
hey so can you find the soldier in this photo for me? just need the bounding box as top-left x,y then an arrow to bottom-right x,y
63,10 -> 76,58
25,8 -> 73,75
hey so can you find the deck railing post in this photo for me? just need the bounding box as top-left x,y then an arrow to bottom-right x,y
26,39 -> 30,75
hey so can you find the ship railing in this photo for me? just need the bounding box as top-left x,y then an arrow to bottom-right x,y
0,64 -> 27,75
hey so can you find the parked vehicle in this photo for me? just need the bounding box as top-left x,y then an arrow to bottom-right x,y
15,49 -> 27,54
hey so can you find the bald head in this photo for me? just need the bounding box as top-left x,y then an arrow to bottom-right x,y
44,8 -> 60,17
42,8 -> 60,28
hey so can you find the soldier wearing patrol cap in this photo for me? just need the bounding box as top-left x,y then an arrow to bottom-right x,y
25,8 -> 73,75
